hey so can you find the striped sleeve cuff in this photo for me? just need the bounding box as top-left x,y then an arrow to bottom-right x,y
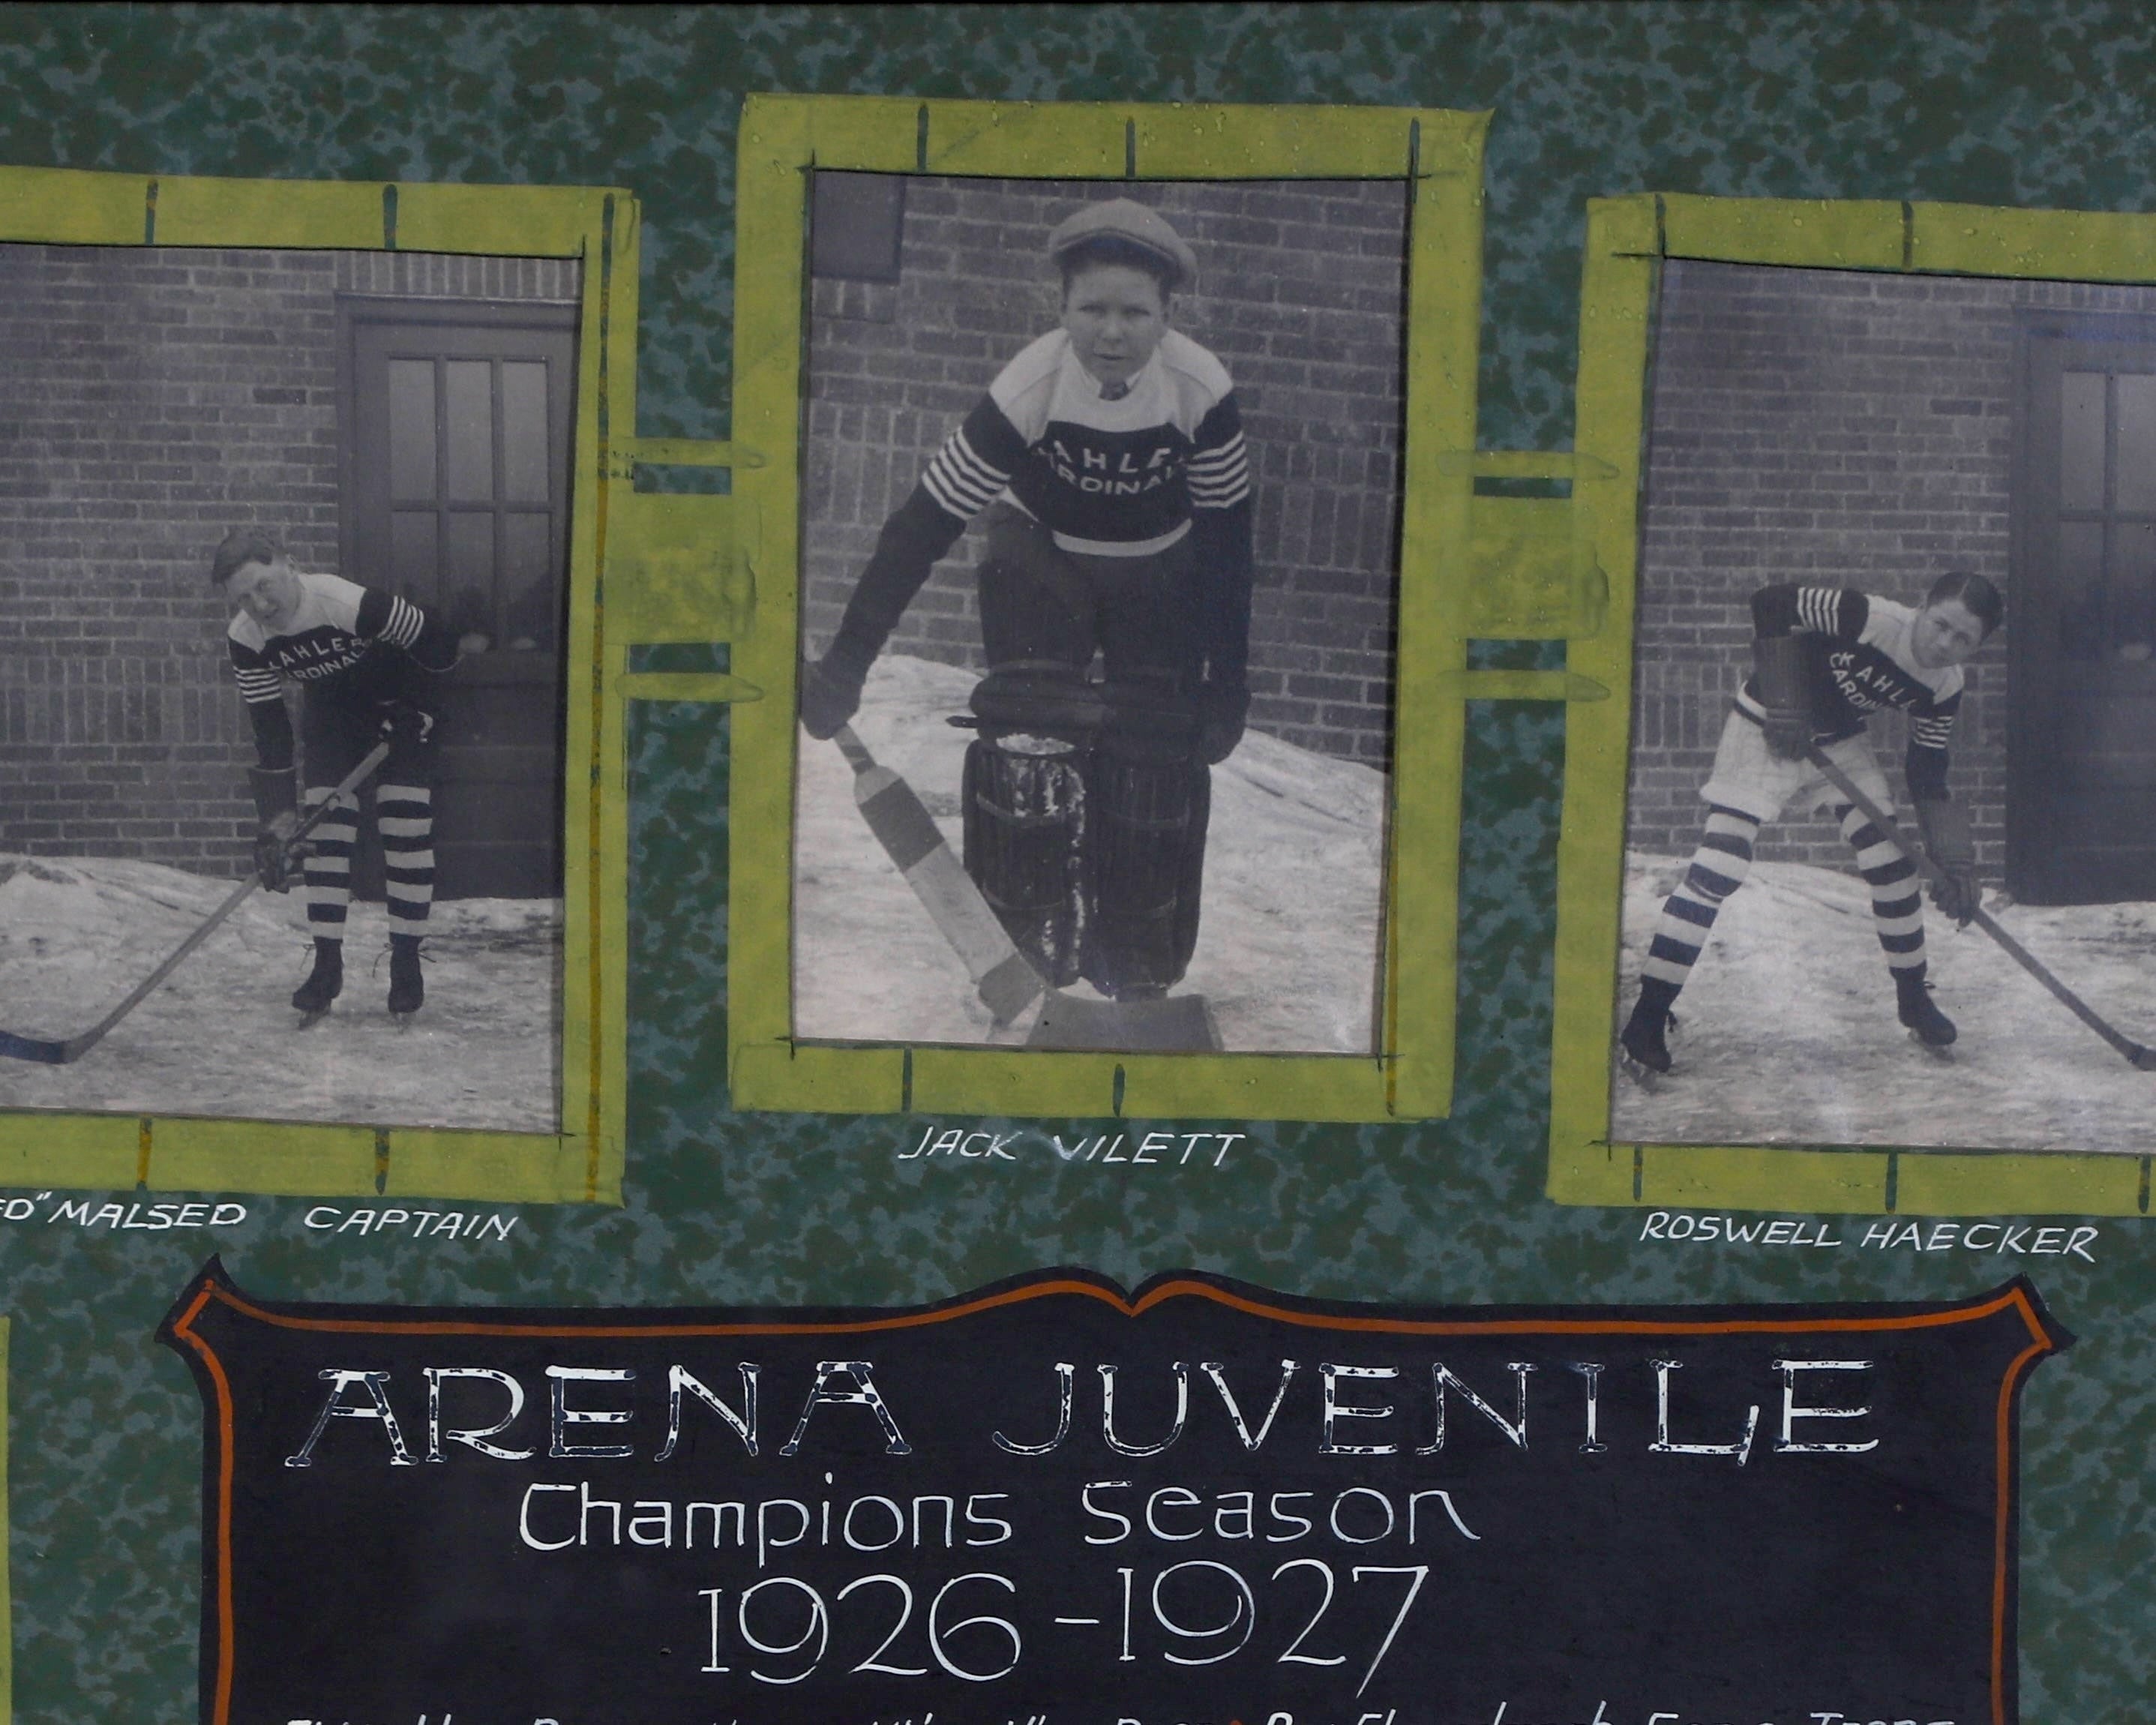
232,666 -> 283,704
1187,430 -> 1251,508
379,594 -> 427,649
919,428 -> 1010,522
1794,586 -> 1841,632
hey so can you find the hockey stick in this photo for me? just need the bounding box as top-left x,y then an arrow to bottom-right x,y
1806,746 -> 2156,1071
0,742 -> 392,1066
832,724 -> 1047,1025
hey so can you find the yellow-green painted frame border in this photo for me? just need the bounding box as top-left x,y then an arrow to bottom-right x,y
722,94 -> 1490,1124
0,168 -> 632,1204
0,1316 -> 10,1725
1552,192 -> 2156,1218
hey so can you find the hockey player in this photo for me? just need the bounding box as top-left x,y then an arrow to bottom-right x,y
211,530 -> 459,1019
1621,571 -> 2004,1076
799,199 -> 1254,1001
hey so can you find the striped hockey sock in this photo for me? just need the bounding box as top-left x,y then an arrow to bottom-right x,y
301,788 -> 359,938
1640,806 -> 1762,1000
1835,802 -> 1926,974
376,783 -> 435,931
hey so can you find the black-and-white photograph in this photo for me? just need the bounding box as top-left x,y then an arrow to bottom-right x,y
792,172 -> 1408,1054
1613,259 -> 2156,1154
0,243 -> 577,1132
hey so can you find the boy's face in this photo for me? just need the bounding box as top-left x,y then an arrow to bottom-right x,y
1062,262 -> 1169,390
1910,596 -> 1987,670
223,555 -> 303,634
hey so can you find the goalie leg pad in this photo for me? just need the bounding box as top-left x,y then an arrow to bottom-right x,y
1096,673 -> 1202,752
962,735 -> 1088,988
1081,733 -> 1210,1000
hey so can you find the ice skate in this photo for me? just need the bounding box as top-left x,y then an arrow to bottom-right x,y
1618,1001 -> 1675,1089
387,934 -> 425,1024
1895,968 -> 1957,1059
291,938 -> 343,1027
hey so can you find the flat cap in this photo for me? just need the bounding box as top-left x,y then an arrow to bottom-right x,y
1045,198 -> 1197,291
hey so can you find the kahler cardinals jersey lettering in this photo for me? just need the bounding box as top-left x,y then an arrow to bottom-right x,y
1738,583 -> 1964,799
227,572 -> 457,770
823,327 -> 1256,686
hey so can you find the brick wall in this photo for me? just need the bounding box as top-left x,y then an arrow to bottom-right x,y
0,245 -> 575,873
802,176 -> 1409,765
1627,260 -> 2156,872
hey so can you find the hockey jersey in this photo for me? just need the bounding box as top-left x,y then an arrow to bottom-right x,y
227,572 -> 456,769
924,328 -> 1250,553
1739,584 -> 1964,798
825,328 -> 1255,684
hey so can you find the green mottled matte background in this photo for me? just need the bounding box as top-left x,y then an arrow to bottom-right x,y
1,2 -> 2152,1718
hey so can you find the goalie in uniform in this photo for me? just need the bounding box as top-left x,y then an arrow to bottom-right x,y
211,529 -> 460,1018
1620,571 -> 2004,1076
800,199 -> 1254,1004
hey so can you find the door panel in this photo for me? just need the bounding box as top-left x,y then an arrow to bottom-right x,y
344,302 -> 577,900
2012,320 -> 2156,903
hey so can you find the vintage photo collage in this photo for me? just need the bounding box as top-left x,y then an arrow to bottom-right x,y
1612,260 -> 2156,1160
0,241 -> 574,1136
2,118 -> 2150,1192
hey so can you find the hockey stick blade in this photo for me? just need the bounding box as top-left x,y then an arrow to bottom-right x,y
0,1028 -> 69,1064
1806,746 -> 2156,1072
832,725 -> 1048,1025
0,741 -> 392,1065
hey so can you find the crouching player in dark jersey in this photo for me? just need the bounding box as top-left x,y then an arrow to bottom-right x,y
1621,572 -> 2004,1076
799,199 -> 1254,1002
211,530 -> 460,1019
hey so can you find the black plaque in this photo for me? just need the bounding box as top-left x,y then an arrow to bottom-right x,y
160,1262 -> 2068,1725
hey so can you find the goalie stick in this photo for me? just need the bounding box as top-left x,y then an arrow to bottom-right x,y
1807,746 -> 2156,1072
832,723 -> 1046,1026
0,741 -> 391,1065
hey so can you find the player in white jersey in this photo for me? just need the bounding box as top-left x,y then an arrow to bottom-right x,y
1621,572 -> 2003,1076
212,529 -> 458,1019
800,200 -> 1255,1000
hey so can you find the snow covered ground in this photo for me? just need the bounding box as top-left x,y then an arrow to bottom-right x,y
0,855 -> 559,1132
1612,852 -> 2156,1154
793,655 -> 1388,1053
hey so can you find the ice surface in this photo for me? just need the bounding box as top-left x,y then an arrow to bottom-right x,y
793,655 -> 1387,1054
0,855 -> 559,1132
1612,852 -> 2156,1154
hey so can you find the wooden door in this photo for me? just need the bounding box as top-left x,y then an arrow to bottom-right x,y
2012,318 -> 2156,904
343,300 -> 577,899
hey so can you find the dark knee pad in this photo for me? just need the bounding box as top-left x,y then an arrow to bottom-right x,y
962,734 -> 1089,988
1081,730 -> 1210,1000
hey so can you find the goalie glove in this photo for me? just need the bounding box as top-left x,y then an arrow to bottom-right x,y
1195,676 -> 1249,766
1915,799 -> 1980,926
1752,632 -> 1812,760
799,650 -> 870,741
